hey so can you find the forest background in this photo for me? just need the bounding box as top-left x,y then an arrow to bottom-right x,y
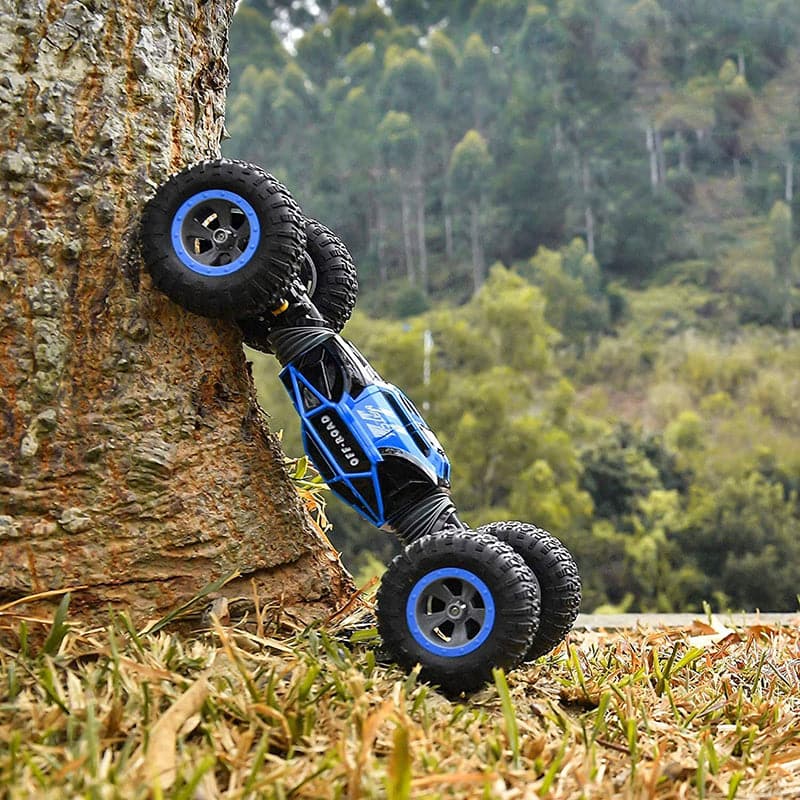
223,0 -> 800,613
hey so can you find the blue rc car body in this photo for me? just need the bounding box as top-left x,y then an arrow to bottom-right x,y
280,334 -> 451,530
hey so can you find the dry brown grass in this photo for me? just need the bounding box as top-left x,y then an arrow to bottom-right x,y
2,590 -> 800,800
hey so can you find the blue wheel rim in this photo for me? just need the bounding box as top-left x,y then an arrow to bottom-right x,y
170,189 -> 261,276
406,567 -> 496,658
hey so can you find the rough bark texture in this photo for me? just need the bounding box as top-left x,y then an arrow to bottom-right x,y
0,0 -> 353,626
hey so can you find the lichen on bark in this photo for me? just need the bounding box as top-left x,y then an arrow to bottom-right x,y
0,0 -> 353,626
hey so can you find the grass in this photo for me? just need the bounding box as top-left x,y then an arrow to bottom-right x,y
2,593 -> 800,799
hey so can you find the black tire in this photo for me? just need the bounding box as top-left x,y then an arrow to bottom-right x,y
139,159 -> 305,319
302,219 -> 358,333
478,521 -> 581,660
237,219 -> 358,352
376,530 -> 540,693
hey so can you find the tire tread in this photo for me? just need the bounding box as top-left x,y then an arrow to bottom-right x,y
478,521 -> 581,660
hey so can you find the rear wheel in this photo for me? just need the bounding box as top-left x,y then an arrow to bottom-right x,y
376,530 -> 540,693
238,219 -> 358,352
478,521 -> 581,660
139,159 -> 305,319
302,219 -> 358,332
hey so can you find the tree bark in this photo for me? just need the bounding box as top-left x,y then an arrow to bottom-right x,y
0,0 -> 352,626
444,211 -> 454,262
678,131 -> 689,172
655,128 -> 666,184
376,197 -> 388,284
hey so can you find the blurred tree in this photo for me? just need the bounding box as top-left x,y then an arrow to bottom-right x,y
580,424 -> 667,522
769,200 -> 795,327
457,33 -> 495,133
228,4 -> 288,78
749,56 -> 800,207
469,0 -> 529,48
675,473 -> 800,610
521,240 -> 609,343
381,48 -> 439,291
295,25 -> 338,86
429,30 -> 461,261
448,130 -> 493,292
714,58 -> 755,177
378,110 -> 421,285
624,0 -> 671,190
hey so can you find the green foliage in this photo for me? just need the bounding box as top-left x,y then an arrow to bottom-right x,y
769,200 -> 794,326
378,110 -> 419,166
230,0 -> 800,613
675,473 -> 800,610
772,205 -> 797,273
382,48 -> 438,116
580,425 -> 665,521
448,130 -> 491,196
393,284 -> 430,317
227,0 -> 800,303
520,240 -> 609,342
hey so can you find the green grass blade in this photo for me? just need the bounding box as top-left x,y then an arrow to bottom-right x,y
41,592 -> 71,657
493,667 -> 521,768
139,569 -> 240,636
386,722 -> 412,800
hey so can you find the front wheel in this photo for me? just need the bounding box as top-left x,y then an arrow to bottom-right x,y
478,521 -> 581,660
376,530 -> 540,693
139,159 -> 306,319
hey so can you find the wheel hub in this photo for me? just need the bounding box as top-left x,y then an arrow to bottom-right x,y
213,228 -> 232,246
447,601 -> 467,620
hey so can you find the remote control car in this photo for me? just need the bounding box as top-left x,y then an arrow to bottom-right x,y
140,159 -> 581,692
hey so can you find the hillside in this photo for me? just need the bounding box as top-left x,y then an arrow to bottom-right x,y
225,0 -> 800,613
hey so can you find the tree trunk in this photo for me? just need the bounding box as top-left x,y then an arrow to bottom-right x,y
584,204 -> 596,256
0,0 -> 352,626
441,135 -> 454,261
415,168 -> 428,294
786,159 -> 794,204
470,200 -> 485,292
400,189 -> 415,284
678,131 -> 689,172
444,210 -> 454,262
646,124 -> 659,188
376,198 -> 388,284
582,160 -> 596,255
655,128 -> 666,184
